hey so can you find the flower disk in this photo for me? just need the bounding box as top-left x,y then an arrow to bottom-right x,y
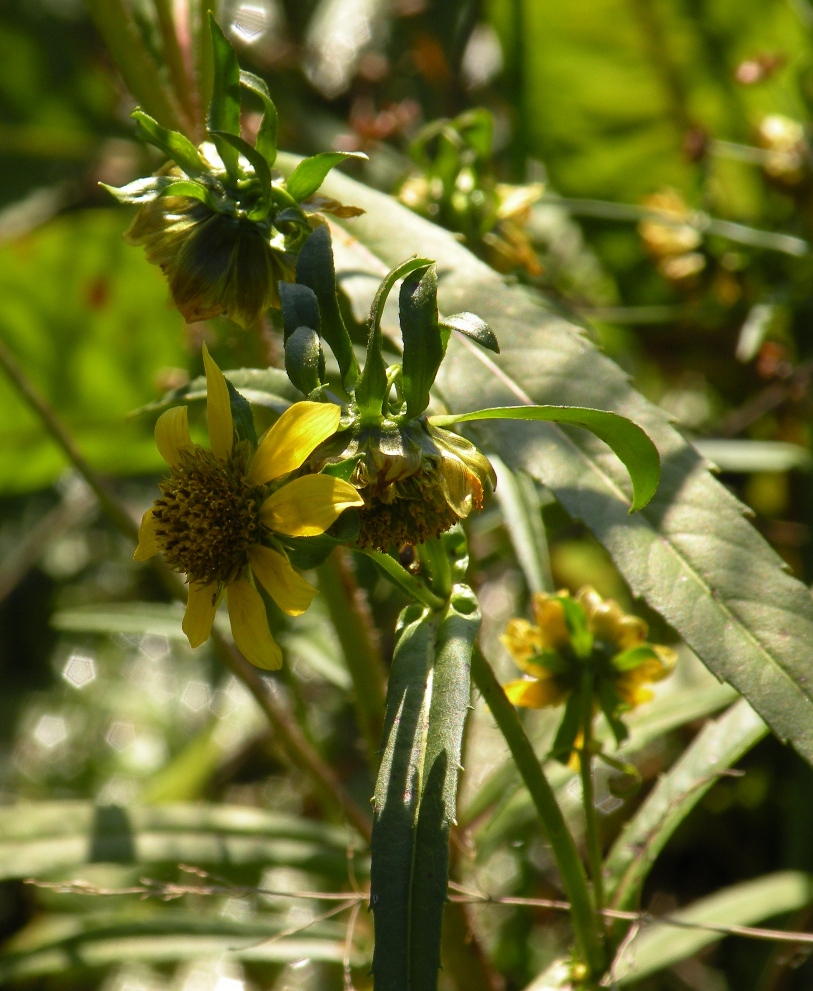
153,442 -> 262,586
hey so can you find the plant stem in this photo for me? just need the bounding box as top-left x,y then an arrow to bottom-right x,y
318,549 -> 387,768
418,536 -> 453,600
580,673 -> 605,919
152,0 -> 197,132
86,0 -> 185,132
359,548 -> 447,611
471,646 -> 605,977
0,336 -> 372,843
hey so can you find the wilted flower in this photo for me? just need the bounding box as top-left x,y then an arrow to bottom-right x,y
135,345 -> 363,669
105,20 -> 363,327
502,587 -> 675,758
312,417 -> 495,550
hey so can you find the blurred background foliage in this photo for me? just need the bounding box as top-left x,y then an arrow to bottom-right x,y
3,0 -> 813,989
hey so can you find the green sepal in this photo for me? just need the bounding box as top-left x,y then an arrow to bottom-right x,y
226,380 -> 257,446
559,596 -> 593,658
239,70 -> 278,166
286,151 -> 368,204
370,586 -> 481,990
279,282 -> 320,341
208,130 -> 271,216
131,110 -> 208,179
612,644 -> 662,672
428,404 -> 661,512
279,509 -> 360,570
550,690 -> 583,765
296,226 -> 359,390
321,458 -> 358,482
439,312 -> 499,353
100,176 -> 175,205
156,180 -> 218,209
400,263 -> 444,419
284,326 -> 325,396
596,679 -> 630,747
356,255 -> 433,420
207,14 -> 241,178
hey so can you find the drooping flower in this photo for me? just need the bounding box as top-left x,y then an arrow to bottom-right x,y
502,587 -> 675,758
135,345 -> 363,669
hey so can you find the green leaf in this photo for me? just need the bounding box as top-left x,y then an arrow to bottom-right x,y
279,508 -> 360,570
284,326 -> 325,396
279,282 -> 321,341
0,911 -> 349,981
355,255 -> 433,420
604,699 -> 767,911
439,311 -> 500,353
53,602 -> 192,639
156,179 -> 218,209
130,110 -> 207,179
287,158 -> 813,768
430,406 -> 660,513
296,225 -> 359,389
0,801 -> 363,881
371,588 -> 481,991
100,176 -> 176,205
286,151 -> 367,204
206,14 -> 241,176
401,263 -> 444,419
131,367 -> 301,417
239,69 -> 278,165
491,455 -> 552,594
612,871 -> 813,984
226,379 -> 257,446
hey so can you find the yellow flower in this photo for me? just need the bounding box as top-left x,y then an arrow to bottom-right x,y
502,587 -> 675,729
135,345 -> 363,669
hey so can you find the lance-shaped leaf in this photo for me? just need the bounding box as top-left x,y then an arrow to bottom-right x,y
240,69 -> 278,165
439,311 -> 500,353
430,406 -> 660,512
289,160 -> 813,767
131,110 -> 207,178
355,255 -> 433,420
604,699 -> 767,911
279,282 -> 321,342
285,326 -> 325,396
287,151 -> 367,203
296,226 -> 359,389
207,15 -> 241,177
371,587 -> 481,991
401,263 -> 444,419
100,175 -> 189,205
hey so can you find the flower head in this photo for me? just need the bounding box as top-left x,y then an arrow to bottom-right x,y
135,345 -> 363,669
312,417 -> 495,550
502,587 -> 675,757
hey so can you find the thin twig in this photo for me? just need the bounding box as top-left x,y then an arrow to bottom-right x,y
25,877 -> 813,947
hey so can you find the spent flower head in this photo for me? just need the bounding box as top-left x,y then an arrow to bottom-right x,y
502,587 -> 675,762
104,17 -> 364,327
134,344 -> 363,669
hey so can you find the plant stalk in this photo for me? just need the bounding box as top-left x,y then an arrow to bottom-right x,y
580,673 -> 605,919
471,646 -> 605,977
317,548 -> 387,768
152,0 -> 197,132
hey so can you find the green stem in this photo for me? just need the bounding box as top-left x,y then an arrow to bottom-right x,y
318,549 -> 387,768
359,548 -> 447,611
471,647 -> 605,977
0,335 -> 372,843
86,0 -> 185,132
152,0 -> 197,132
580,673 -> 605,919
418,536 -> 453,601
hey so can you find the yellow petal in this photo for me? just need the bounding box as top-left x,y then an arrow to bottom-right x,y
133,508 -> 159,561
500,618 -> 548,673
249,545 -> 318,616
226,578 -> 282,670
247,402 -> 341,485
202,342 -> 233,459
260,475 -> 363,537
154,406 -> 193,467
182,581 -> 219,648
530,593 -> 571,652
504,677 -> 569,709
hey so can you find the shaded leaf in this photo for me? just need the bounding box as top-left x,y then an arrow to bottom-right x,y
286,151 -> 367,204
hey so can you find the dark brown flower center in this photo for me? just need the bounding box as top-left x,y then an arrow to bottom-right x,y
152,445 -> 261,586
356,466 -> 460,551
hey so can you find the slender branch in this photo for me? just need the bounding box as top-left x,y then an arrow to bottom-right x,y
358,548 -> 446,611
0,335 -> 372,843
579,675 -> 605,918
86,0 -> 186,132
471,646 -> 605,976
152,0 -> 197,131
318,549 -> 387,768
